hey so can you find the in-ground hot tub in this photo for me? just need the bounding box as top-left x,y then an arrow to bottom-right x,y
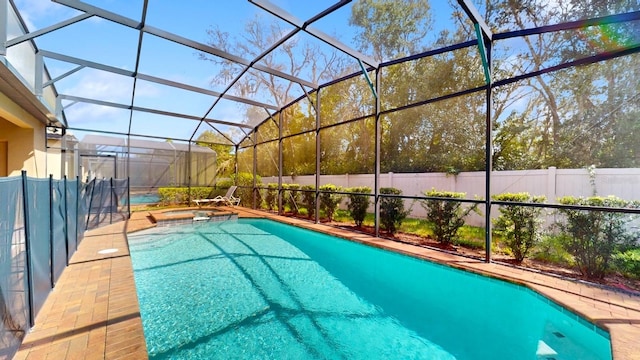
149,208 -> 237,227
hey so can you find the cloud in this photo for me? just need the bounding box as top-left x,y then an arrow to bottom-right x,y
58,70 -> 134,129
62,70 -> 134,103
14,0 -> 76,31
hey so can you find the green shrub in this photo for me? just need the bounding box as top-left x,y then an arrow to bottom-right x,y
265,183 -> 278,211
347,186 -> 371,227
301,185 -> 316,219
421,189 -> 477,246
319,184 -> 343,222
612,248 -> 640,279
231,172 -> 260,206
284,183 -> 300,214
158,187 -> 184,205
380,187 -> 408,234
158,187 -> 215,205
215,178 -> 233,189
492,192 -> 546,263
532,235 -> 574,266
556,195 -> 638,279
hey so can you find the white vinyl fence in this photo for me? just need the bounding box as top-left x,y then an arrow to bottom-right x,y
260,167 -> 640,227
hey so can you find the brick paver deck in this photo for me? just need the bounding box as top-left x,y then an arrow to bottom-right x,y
14,216 -> 148,360
13,207 -> 640,359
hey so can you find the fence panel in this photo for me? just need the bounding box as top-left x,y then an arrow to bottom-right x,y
25,178 -> 52,319
51,180 -> 67,283
0,177 -> 29,356
66,179 -> 79,260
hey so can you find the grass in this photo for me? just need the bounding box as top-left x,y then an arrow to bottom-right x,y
333,210 -> 486,247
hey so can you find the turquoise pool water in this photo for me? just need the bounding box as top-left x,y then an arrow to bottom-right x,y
130,193 -> 160,204
128,219 -> 612,360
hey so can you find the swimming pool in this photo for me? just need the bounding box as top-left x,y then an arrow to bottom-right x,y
130,193 -> 160,204
128,219 -> 612,360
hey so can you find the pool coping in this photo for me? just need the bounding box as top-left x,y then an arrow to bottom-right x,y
14,206 -> 640,360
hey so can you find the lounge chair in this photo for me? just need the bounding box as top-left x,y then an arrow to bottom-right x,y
193,186 -> 240,207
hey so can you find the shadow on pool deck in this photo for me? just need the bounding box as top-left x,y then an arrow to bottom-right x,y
13,206 -> 640,360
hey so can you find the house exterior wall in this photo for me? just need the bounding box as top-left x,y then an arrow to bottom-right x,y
0,92 -> 47,178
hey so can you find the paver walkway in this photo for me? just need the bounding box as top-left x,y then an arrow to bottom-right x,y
14,217 -> 147,360
13,207 -> 640,359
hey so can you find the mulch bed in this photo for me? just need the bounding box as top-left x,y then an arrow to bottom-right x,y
328,221 -> 640,295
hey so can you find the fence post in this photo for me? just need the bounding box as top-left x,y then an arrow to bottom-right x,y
110,178 -> 114,224
76,176 -> 80,250
85,179 -> 96,230
49,175 -> 55,287
21,171 -> 35,327
127,177 -> 131,219
63,176 -> 69,265
547,166 -> 557,202
96,179 -> 106,228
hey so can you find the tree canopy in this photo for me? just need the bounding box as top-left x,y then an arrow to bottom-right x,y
201,0 -> 639,178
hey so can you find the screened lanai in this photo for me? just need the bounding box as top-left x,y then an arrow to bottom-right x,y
3,0 -> 640,260
3,1 -> 640,359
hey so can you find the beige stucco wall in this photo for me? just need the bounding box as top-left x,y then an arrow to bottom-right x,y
46,139 -> 63,179
0,92 -> 47,178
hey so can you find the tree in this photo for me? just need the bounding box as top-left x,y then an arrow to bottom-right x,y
202,16 -> 348,176
350,0 -> 432,62
487,0 -> 640,169
195,130 -> 235,178
201,17 -> 347,108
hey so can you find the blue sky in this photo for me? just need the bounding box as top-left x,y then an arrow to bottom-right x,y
12,0 -> 474,143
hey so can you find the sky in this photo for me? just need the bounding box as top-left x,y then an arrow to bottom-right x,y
9,0 -> 484,144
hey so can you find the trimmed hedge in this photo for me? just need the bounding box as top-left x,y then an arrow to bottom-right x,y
492,192 -> 546,263
556,195 -> 638,279
421,189 -> 477,246
319,184 -> 343,222
380,187 -> 408,234
347,186 -> 371,227
158,187 -> 217,205
301,185 -> 316,219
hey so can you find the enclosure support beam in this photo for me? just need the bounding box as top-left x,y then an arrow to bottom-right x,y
359,60 -> 378,100
187,142 -> 192,204
43,65 -> 84,88
250,0 -> 379,68
127,0 -> 148,142
34,52 -> 43,98
251,134 -> 257,208
39,49 -> 278,113
58,94 -> 253,129
374,68 -> 381,237
483,41 -> 493,263
5,13 -> 92,48
474,23 -> 491,85
278,111 -> 283,215
457,0 -> 492,41
0,0 -> 7,56
140,73 -> 279,111
53,0 -> 317,89
315,89 -> 321,224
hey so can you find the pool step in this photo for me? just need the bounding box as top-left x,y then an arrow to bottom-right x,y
536,340 -> 558,359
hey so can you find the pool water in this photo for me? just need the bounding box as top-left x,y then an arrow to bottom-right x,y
130,193 -> 160,204
128,219 -> 612,360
